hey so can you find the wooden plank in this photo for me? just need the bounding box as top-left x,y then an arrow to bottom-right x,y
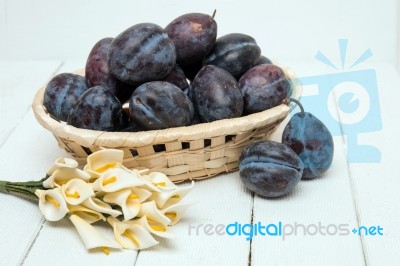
339,66 -> 400,265
0,61 -> 61,146
135,173 -> 252,266
0,109 -> 69,265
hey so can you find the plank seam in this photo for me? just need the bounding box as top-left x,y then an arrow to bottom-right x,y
247,191 -> 254,266
332,90 -> 369,266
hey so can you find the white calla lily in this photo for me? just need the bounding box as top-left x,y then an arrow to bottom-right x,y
162,203 -> 192,225
150,181 -> 194,209
103,188 -> 140,221
46,157 -> 78,176
107,216 -> 159,250
84,149 -> 124,177
82,197 -> 122,217
69,214 -> 121,255
92,168 -> 144,193
147,172 -> 178,190
35,188 -> 69,221
68,204 -> 106,224
128,216 -> 174,238
61,179 -> 95,205
43,167 -> 91,188
130,187 -> 152,203
137,201 -> 170,225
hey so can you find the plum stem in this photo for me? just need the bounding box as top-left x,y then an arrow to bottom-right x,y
212,9 -> 216,19
288,98 -> 305,118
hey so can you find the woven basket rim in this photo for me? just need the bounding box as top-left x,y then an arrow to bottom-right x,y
32,66 -> 302,148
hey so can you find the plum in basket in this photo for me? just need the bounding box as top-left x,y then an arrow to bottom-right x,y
43,73 -> 88,122
67,86 -> 126,131
129,81 -> 194,130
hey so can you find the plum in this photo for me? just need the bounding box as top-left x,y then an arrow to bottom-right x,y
129,81 -> 193,130
282,99 -> 334,179
108,23 -> 176,84
239,64 -> 291,114
165,12 -> 217,66
163,65 -> 189,92
191,65 -> 243,122
43,73 -> 88,122
239,141 -> 304,197
256,55 -> 272,65
205,33 -> 261,79
85,37 -> 135,103
67,86 -> 125,131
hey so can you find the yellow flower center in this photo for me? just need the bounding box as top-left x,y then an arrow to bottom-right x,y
165,212 -> 177,220
123,230 -> 140,247
153,181 -> 166,187
171,195 -> 180,199
65,191 -> 80,198
102,176 -> 117,186
57,179 -> 69,186
100,246 -> 110,255
45,195 -> 60,207
127,194 -> 139,201
148,219 -> 166,232
95,162 -> 117,173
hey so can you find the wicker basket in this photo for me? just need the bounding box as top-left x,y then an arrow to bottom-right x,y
32,67 -> 301,183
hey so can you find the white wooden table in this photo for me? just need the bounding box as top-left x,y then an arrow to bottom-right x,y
1,0 -> 399,264
0,60 -> 399,266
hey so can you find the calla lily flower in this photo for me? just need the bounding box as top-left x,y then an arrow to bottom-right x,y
43,167 -> 91,188
130,187 -> 152,203
146,172 -> 178,190
68,204 -> 106,224
91,168 -> 144,193
150,181 -> 194,209
46,157 -> 78,176
35,188 -> 69,221
69,214 -> 121,255
107,217 -> 158,250
128,216 -> 174,238
61,179 -> 95,205
84,149 -> 124,177
103,188 -> 141,221
162,203 -> 192,225
82,197 -> 122,217
137,201 -> 170,225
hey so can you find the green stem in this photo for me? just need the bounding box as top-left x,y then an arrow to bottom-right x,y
0,178 -> 47,200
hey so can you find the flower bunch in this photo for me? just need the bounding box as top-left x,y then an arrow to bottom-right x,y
0,149 -> 193,254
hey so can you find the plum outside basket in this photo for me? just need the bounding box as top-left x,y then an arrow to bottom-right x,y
32,67 -> 301,183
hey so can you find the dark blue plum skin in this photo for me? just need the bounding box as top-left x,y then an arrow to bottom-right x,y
67,86 -> 125,131
85,38 -> 118,93
206,33 -> 261,79
239,64 -> 291,114
256,55 -> 272,65
165,13 -> 217,65
163,65 -> 189,91
282,112 -> 334,179
108,23 -> 176,84
181,60 -> 204,81
85,37 -> 135,103
239,141 -> 304,198
191,65 -> 243,122
43,73 -> 88,122
129,81 -> 193,130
